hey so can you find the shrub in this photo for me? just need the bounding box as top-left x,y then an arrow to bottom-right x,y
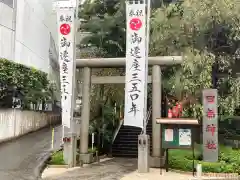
168,145 -> 240,174
0,58 -> 51,109
49,151 -> 65,165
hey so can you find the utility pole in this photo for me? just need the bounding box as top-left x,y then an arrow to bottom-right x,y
53,0 -> 78,167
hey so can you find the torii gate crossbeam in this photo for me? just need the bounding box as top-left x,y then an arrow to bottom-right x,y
76,56 -> 182,68
79,56 -> 183,167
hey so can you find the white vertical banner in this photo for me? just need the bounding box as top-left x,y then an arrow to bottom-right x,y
57,9 -> 75,128
124,0 -> 146,128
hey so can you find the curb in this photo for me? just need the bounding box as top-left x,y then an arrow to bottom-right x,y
47,164 -> 69,168
34,151 -> 52,180
34,147 -> 63,179
170,168 -> 239,178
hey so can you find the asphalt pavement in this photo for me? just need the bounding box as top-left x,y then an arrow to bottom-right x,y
0,125 -> 62,180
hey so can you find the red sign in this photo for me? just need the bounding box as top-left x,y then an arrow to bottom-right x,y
129,18 -> 142,31
206,95 -> 215,103
63,137 -> 71,142
205,140 -> 217,149
206,124 -> 216,136
207,108 -> 215,119
60,23 -> 71,35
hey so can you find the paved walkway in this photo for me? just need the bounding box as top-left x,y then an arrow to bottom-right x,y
0,125 -> 62,180
42,158 -> 193,180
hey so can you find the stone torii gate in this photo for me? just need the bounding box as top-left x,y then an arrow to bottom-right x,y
77,56 -> 182,166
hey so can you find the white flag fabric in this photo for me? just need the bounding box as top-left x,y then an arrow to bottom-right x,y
57,10 -> 75,128
124,1 -> 146,128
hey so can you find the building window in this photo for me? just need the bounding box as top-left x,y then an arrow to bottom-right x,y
0,0 -> 13,8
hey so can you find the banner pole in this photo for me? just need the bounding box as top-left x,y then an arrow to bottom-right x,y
143,0 -> 151,135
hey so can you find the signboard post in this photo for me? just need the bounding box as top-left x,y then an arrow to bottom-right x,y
53,0 -> 78,167
156,118 -> 199,176
202,89 -> 218,162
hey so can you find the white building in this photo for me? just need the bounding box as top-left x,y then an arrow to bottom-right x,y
0,0 -> 60,98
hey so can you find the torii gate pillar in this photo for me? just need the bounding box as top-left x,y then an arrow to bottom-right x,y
80,67 -> 91,154
151,65 -> 162,167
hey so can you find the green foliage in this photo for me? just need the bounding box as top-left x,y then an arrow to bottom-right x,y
0,58 -> 51,109
80,47 -> 107,59
151,0 -> 240,119
169,146 -> 240,174
49,151 -> 65,165
79,0 -> 126,57
78,0 -> 178,125
88,147 -> 97,154
89,103 -> 119,143
78,0 -> 175,57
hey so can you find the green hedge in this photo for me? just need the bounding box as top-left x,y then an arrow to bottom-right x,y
0,58 -> 50,108
169,145 -> 240,174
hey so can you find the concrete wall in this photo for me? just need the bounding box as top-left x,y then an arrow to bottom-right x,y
0,109 -> 60,143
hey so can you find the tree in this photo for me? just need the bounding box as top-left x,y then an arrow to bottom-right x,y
78,0 -> 127,121
151,0 -> 240,119
79,0 -> 126,57
78,0 -> 175,57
